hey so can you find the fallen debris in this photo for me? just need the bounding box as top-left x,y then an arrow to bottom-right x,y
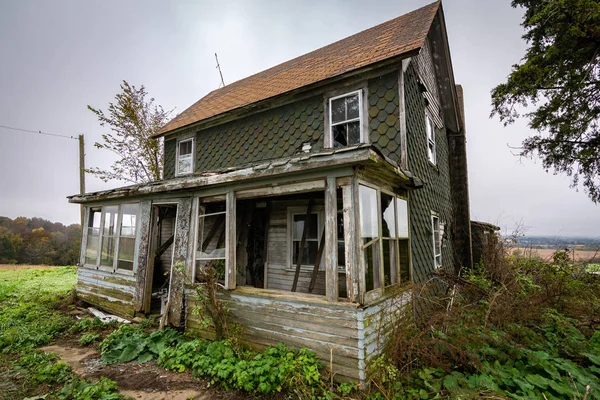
88,307 -> 131,324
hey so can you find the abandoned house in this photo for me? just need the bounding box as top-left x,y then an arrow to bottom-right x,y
69,1 -> 474,382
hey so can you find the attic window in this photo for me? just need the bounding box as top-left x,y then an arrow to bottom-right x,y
426,115 -> 436,165
329,90 -> 363,147
176,138 -> 194,176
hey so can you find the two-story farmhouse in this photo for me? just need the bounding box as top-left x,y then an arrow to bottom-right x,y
69,2 -> 473,382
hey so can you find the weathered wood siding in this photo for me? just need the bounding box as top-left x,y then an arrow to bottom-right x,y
184,287 -> 411,382
76,267 -> 136,318
264,200 -> 346,296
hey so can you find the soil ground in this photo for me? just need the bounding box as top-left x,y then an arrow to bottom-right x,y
41,341 -> 252,400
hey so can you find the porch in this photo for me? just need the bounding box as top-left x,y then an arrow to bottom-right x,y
69,145 -> 419,382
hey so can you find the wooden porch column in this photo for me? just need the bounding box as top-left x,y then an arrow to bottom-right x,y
167,197 -> 192,327
325,177 -> 338,302
225,190 -> 237,290
133,200 -> 153,313
341,180 -> 358,303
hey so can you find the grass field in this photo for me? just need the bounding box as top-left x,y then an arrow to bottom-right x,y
510,247 -> 599,261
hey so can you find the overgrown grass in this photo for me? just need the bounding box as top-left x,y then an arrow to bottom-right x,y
0,266 -> 126,400
371,240 -> 600,399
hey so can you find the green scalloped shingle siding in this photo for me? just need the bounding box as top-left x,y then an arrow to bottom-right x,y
188,96 -> 324,173
368,72 -> 401,163
404,63 -> 454,283
164,138 -> 176,179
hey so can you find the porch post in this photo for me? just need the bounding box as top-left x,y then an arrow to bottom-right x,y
341,180 -> 358,303
325,176 -> 338,302
133,199 -> 153,313
225,190 -> 237,290
167,197 -> 193,327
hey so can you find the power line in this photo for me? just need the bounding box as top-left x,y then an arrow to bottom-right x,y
0,124 -> 78,140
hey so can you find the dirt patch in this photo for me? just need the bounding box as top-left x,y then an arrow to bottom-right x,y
40,345 -> 98,376
42,344 -> 252,399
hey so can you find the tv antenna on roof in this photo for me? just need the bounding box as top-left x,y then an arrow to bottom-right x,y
215,53 -> 225,88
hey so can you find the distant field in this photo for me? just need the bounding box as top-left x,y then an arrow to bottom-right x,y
510,247 -> 599,261
0,264 -> 64,270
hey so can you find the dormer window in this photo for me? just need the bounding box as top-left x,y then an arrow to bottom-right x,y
426,115 -> 436,165
176,138 -> 194,176
329,90 -> 363,147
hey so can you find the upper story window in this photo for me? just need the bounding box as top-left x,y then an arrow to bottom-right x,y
431,212 -> 442,269
176,138 -> 194,176
426,115 -> 436,165
329,90 -> 363,148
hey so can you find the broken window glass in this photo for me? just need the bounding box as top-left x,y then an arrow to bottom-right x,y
85,208 -> 101,266
117,203 -> 139,271
330,91 -> 362,148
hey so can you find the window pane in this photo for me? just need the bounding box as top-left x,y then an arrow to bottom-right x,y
331,97 -> 346,124
120,204 -> 138,237
397,198 -> 409,238
89,208 -> 101,234
179,140 -> 192,155
359,185 -> 378,238
399,239 -> 410,282
426,116 -> 434,140
198,211 -> 226,259
100,236 -> 116,267
337,212 -> 345,268
332,124 -> 348,147
346,94 -> 360,120
293,241 -> 318,266
347,122 -> 361,145
337,241 -> 345,268
293,214 -> 318,240
117,237 -> 135,270
103,206 -> 118,236
178,154 -> 192,174
382,238 -> 396,286
364,241 -> 380,291
85,231 -> 99,265
381,194 -> 395,238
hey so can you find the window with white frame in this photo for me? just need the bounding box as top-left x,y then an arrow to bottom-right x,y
431,213 -> 442,269
426,114 -> 436,164
84,203 -> 140,273
176,138 -> 194,175
85,208 -> 101,265
291,211 -> 320,267
359,184 -> 411,294
329,90 -> 363,147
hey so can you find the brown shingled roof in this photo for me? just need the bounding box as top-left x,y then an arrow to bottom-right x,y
156,1 -> 440,136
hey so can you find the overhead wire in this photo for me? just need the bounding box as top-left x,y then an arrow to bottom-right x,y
0,124 -> 78,140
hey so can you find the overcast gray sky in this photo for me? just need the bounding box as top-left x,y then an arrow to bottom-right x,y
0,0 -> 598,237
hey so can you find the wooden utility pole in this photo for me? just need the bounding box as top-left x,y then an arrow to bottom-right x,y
79,134 -> 85,226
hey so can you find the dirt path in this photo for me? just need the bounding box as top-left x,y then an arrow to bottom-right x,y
40,344 -> 250,400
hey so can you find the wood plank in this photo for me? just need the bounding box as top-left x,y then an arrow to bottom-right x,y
325,177 -> 338,302
263,201 -> 270,290
167,197 -> 192,326
236,180 -> 325,199
308,227 -> 326,294
353,180 -> 366,304
291,197 -> 314,292
79,282 -> 134,303
342,183 -> 357,302
133,200 -> 153,313
225,190 -> 236,289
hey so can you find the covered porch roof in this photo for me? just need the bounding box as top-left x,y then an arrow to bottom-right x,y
68,145 -> 423,204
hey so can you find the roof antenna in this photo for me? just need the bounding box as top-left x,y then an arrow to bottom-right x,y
215,53 -> 225,88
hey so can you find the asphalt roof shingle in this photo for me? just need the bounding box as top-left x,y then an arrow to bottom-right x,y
156,1 -> 439,136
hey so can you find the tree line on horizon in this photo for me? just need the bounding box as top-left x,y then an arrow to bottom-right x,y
0,216 -> 81,266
